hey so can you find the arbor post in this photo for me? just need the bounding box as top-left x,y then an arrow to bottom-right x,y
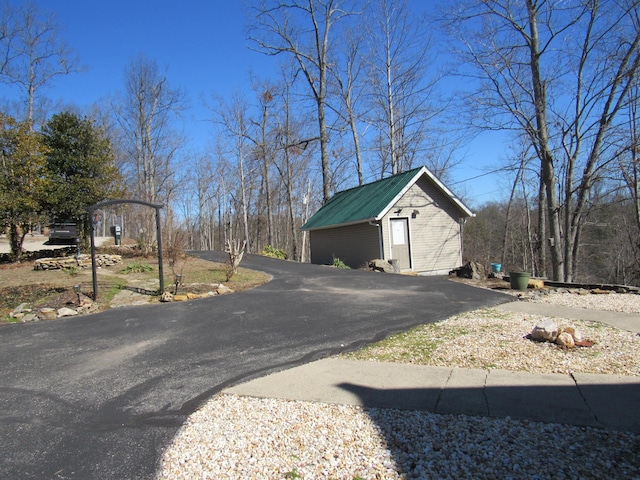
86,199 -> 164,300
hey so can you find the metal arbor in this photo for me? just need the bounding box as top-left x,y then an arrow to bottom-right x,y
86,200 -> 165,299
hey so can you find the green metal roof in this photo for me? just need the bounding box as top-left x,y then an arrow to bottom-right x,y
301,167 -> 424,231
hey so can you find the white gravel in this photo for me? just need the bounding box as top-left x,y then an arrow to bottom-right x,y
529,290 -> 640,313
345,307 -> 640,376
158,395 -> 640,479
157,292 -> 640,479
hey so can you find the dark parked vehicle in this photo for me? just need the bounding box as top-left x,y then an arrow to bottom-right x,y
49,223 -> 78,244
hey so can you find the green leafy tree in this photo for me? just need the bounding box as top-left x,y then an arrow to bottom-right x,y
40,111 -> 123,240
0,113 -> 48,260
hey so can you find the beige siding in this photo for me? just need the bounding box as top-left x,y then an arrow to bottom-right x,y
381,176 -> 463,273
310,223 -> 381,268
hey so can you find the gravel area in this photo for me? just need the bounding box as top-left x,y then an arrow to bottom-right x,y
157,293 -> 640,480
529,290 -> 640,313
158,395 -> 640,480
344,307 -> 640,376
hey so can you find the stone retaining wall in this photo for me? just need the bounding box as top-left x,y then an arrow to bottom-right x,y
34,254 -> 122,270
0,246 -> 76,264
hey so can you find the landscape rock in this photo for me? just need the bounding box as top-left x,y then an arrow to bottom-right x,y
562,326 -> 582,342
555,332 -> 576,348
368,259 -> 400,273
173,294 -> 188,302
160,291 -> 174,302
216,284 -> 234,295
530,319 -> 559,342
34,254 -> 123,271
57,307 -> 78,318
450,261 -> 486,280
11,303 -> 31,317
186,292 -> 210,299
528,278 -> 545,289
38,308 -> 57,320
21,313 -> 39,323
76,302 -> 98,314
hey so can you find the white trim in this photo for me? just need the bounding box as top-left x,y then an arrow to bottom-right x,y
421,167 -> 475,218
388,216 -> 413,271
377,167 -> 475,220
377,169 -> 425,220
368,220 -> 384,259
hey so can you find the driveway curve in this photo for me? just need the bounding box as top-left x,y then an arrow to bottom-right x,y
0,253 -> 510,479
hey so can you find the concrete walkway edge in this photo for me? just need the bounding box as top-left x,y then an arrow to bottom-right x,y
224,358 -> 640,434
495,301 -> 640,333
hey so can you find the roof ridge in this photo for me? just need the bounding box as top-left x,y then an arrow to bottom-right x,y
334,166 -> 423,196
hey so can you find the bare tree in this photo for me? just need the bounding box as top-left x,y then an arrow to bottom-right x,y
0,1 -> 82,127
209,93 -> 256,253
364,0 -> 441,177
622,78 -> 640,230
272,73 -> 315,261
248,77 -> 278,246
112,55 -> 187,253
328,27 -> 366,185
249,0 -> 354,203
447,0 -> 640,282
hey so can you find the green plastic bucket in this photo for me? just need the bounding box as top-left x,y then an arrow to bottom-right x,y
509,272 -> 531,291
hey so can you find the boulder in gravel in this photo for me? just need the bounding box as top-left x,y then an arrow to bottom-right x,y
562,326 -> 582,342
450,261 -> 486,280
530,319 -> 559,342
555,332 -> 576,348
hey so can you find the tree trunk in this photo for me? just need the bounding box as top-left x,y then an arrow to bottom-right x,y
526,0 -> 564,280
238,147 -> 251,254
8,223 -> 24,261
537,176 -> 547,278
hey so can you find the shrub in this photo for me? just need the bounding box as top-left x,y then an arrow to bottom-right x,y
261,245 -> 287,260
120,262 -> 154,274
332,256 -> 350,269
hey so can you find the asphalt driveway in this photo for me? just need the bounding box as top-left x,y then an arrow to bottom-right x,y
0,253 -> 510,479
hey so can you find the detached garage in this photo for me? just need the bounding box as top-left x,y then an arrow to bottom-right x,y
301,166 -> 474,274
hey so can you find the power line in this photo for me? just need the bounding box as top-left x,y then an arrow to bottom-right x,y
450,165 -> 516,186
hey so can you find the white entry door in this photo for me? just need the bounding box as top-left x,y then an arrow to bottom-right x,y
390,218 -> 411,270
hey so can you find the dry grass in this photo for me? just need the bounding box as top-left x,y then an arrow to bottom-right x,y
0,252 -> 270,322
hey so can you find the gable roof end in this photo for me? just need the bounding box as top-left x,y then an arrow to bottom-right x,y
301,166 -> 474,231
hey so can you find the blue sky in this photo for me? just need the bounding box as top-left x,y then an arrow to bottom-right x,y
0,0 -> 511,208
